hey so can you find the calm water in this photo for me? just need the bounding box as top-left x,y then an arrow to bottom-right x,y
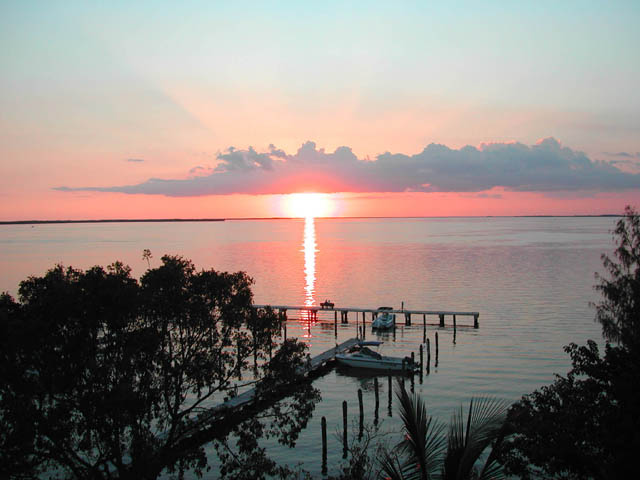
0,217 -> 615,477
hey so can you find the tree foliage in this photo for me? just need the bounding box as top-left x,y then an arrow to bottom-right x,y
498,207 -> 640,479
594,205 -> 640,350
0,255 -> 318,479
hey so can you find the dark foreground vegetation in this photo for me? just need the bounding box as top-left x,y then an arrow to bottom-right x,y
1,255 -> 319,479
2,207 -> 639,479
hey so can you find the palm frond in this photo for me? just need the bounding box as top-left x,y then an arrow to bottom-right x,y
395,381 -> 446,479
378,450 -> 412,480
456,396 -> 509,478
443,403 -> 466,479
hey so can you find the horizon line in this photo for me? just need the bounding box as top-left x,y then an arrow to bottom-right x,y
0,214 -> 623,225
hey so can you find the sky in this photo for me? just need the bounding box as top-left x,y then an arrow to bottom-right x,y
1,0 -> 639,219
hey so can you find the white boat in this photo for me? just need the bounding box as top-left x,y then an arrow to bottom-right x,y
335,341 -> 418,372
372,306 -> 395,330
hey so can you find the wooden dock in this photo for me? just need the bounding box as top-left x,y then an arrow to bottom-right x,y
211,337 -> 361,413
253,304 -> 480,328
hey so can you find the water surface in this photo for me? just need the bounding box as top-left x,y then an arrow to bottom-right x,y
0,217 -> 614,477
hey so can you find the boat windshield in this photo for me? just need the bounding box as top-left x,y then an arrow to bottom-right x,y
359,346 -> 382,360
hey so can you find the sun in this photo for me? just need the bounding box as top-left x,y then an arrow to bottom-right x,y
284,193 -> 332,218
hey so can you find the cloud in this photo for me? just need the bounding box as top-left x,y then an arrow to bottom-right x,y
55,138 -> 640,197
602,151 -> 640,159
126,158 -> 145,163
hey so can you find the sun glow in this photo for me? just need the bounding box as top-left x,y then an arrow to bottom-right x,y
284,193 -> 332,218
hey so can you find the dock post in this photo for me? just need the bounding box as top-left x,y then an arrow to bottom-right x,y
427,338 -> 431,374
283,321 -> 287,340
358,388 -> 364,440
251,311 -> 258,370
474,314 -> 479,328
453,315 -> 457,344
423,314 -> 426,343
439,313 -> 445,327
405,312 -> 411,326
374,377 -> 379,424
419,344 -> 424,373
321,416 -> 327,475
435,332 -> 439,367
411,351 -> 415,366
388,375 -> 392,416
236,338 -> 242,379
342,401 -> 348,458
334,313 -> 337,338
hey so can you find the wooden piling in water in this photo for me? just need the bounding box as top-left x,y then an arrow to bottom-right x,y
439,313 -> 445,327
423,314 -> 426,343
435,332 -> 439,366
419,344 -> 424,373
374,377 -> 379,423
236,338 -> 242,379
427,338 -> 431,374
358,388 -> 364,439
321,416 -> 327,475
388,375 -> 392,416
474,314 -> 479,328
342,400 -> 348,458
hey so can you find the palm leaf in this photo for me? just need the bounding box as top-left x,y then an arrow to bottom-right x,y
395,381 -> 446,479
452,396 -> 509,479
379,451 -> 413,480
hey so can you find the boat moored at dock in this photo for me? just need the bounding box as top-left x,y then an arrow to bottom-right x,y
371,306 -> 395,330
335,341 -> 418,372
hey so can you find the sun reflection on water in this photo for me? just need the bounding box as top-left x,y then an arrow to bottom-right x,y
301,216 -> 317,338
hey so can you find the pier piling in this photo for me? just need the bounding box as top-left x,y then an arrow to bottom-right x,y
435,332 -> 439,367
388,375 -> 392,416
374,377 -> 379,423
321,416 -> 327,475
342,400 -> 348,458
358,388 -> 364,439
439,313 -> 445,327
474,314 -> 479,328
427,338 -> 431,374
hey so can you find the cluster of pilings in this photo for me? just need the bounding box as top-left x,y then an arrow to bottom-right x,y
320,372 -> 434,475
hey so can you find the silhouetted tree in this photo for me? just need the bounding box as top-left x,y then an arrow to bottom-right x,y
0,256 -> 318,479
142,249 -> 152,269
498,207 -> 640,479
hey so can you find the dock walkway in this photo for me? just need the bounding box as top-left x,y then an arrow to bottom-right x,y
211,337 -> 360,412
253,304 -> 480,328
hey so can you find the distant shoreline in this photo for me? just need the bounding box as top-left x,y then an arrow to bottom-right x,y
0,214 -> 622,225
0,218 -> 226,225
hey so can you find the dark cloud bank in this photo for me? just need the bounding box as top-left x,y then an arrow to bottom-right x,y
56,138 -> 640,197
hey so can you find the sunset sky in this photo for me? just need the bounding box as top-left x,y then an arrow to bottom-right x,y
1,1 -> 639,219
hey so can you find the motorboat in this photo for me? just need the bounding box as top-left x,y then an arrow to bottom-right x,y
371,306 -> 395,330
335,341 -> 418,372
